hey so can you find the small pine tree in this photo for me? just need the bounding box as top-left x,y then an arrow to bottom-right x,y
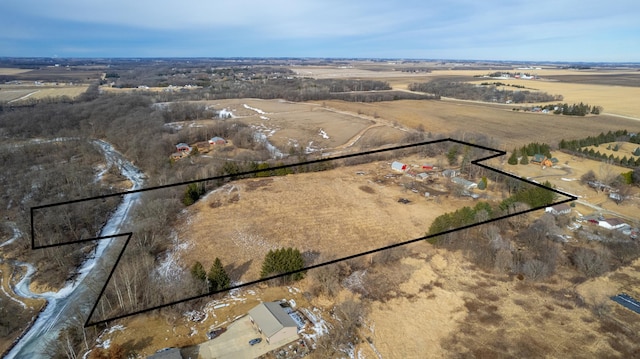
208,257 -> 231,292
507,149 -> 518,165
477,177 -> 487,190
191,261 -> 207,282
520,154 -> 529,165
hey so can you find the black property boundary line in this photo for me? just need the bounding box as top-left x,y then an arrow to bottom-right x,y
29,138 -> 577,327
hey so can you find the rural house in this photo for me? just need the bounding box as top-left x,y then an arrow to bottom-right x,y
391,161 -> 408,172
208,136 -> 226,145
248,302 -> 299,344
545,203 -> 572,216
175,143 -> 191,153
531,154 -> 546,164
598,218 -> 627,230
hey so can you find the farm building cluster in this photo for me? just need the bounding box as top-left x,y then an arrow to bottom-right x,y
389,160 -> 481,199
170,136 -> 228,161
545,204 -> 638,240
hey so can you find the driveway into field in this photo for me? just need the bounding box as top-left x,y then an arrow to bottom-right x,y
198,316 -> 299,359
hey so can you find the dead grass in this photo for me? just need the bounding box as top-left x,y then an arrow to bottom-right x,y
316,99 -> 640,151
176,156 -> 473,283
0,68 -> 32,75
0,84 -> 88,102
583,141 -> 639,159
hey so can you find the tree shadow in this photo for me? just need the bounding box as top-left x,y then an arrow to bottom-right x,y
180,345 -> 200,359
226,259 -> 252,280
121,335 -> 153,355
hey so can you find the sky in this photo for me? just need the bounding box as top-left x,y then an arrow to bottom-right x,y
1,0 -> 639,62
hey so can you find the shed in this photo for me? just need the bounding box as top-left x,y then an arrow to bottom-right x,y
391,161 -> 408,172
451,177 -> 477,190
416,173 -> 429,181
248,302 -> 299,344
442,169 -> 460,178
422,164 -> 434,170
545,203 -> 571,216
209,137 -> 226,145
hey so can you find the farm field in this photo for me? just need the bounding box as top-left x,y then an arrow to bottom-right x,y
468,78 -> 640,119
316,99 -> 640,150
0,84 -> 88,103
292,66 -> 640,118
0,68 -> 32,75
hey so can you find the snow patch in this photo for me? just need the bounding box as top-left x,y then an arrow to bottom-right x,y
243,104 -> 266,114
0,222 -> 21,248
319,129 -> 330,139
300,307 -> 329,348
156,233 -> 191,283
218,108 -> 235,118
0,277 -> 27,309
260,115 -> 270,120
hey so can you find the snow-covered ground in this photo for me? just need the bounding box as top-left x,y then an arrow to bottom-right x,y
0,222 -> 21,248
6,139 -> 145,359
218,108 -> 234,118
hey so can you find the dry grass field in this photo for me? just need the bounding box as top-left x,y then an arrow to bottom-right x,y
175,155 -> 480,284
469,78 -> 640,118
583,142 -> 640,160
489,152 -> 640,222
0,68 -> 32,76
317,99 -> 640,150
204,99 -> 376,152
0,84 -> 88,103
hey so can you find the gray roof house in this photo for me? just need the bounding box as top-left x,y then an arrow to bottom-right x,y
451,177 -> 477,190
248,302 -> 299,344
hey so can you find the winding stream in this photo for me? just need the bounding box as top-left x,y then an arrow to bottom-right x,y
5,139 -> 145,359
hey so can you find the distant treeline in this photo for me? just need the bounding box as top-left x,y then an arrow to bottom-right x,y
408,80 -> 561,103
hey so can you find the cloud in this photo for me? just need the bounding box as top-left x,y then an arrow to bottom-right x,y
1,0 -> 639,60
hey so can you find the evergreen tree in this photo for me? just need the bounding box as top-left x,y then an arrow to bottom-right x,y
183,183 -> 205,206
520,154 -> 529,165
260,247 -> 305,282
508,149 -> 518,165
191,261 -> 207,282
208,257 -> 231,292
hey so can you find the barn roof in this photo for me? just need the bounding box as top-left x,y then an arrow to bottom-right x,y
248,302 -> 297,338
